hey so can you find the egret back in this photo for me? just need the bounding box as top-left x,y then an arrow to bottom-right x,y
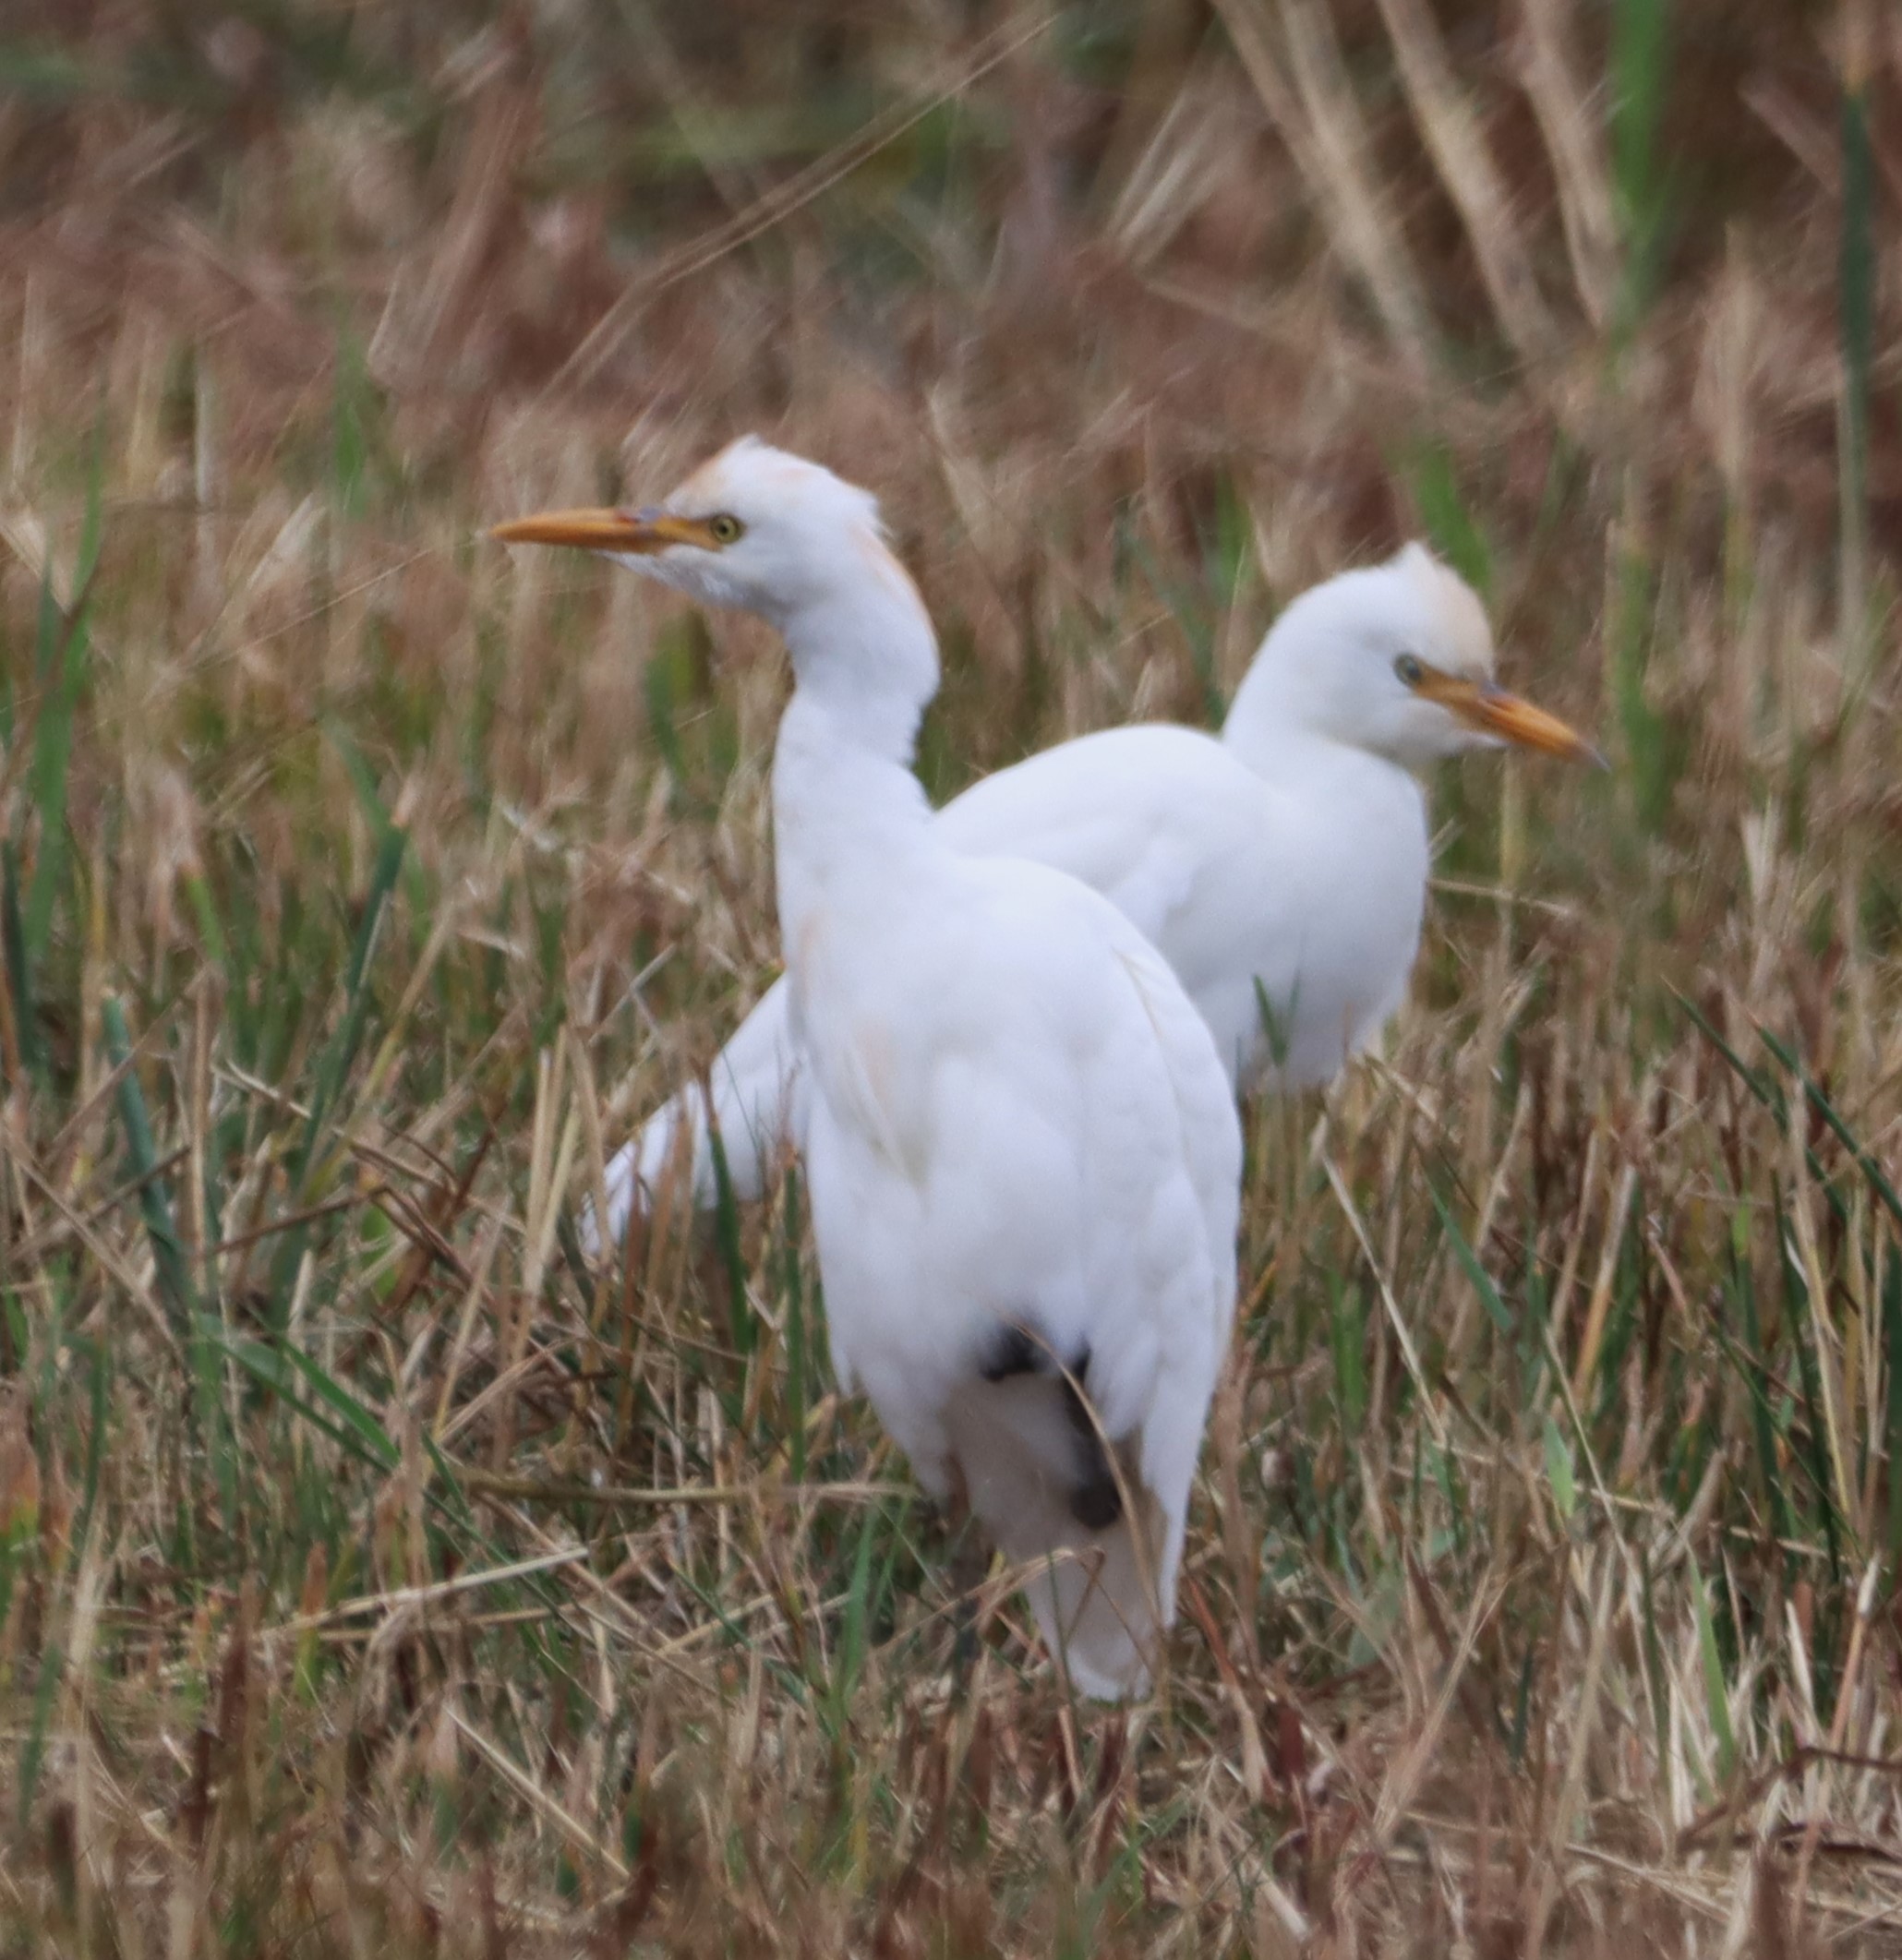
801,856 -> 1238,1698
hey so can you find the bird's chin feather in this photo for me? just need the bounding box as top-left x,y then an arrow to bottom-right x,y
1440,718 -> 1505,758
618,548 -> 747,613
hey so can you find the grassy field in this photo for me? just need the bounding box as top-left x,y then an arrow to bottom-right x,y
1,0 -> 1899,1952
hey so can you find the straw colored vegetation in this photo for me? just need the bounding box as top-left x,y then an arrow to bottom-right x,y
1,0 -> 1898,1952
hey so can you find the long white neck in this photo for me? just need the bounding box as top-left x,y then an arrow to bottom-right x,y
1221,572 -> 1402,776
1220,591 -> 1430,855
1220,605 -> 1342,773
770,571 -> 941,947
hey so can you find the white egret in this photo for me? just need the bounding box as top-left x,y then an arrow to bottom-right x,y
495,439 -> 1242,1700
595,541 -> 1598,1239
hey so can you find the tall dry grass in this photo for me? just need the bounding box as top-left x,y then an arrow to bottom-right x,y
1,0 -> 1899,1952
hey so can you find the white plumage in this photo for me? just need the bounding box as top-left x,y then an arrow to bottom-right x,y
597,541 -> 1597,1233
495,439 -> 1242,1699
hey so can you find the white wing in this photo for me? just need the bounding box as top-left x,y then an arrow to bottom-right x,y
940,724 -> 1429,1088
802,854 -> 1239,1698
583,979 -> 803,1252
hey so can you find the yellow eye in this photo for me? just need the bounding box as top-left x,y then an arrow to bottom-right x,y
706,513 -> 744,545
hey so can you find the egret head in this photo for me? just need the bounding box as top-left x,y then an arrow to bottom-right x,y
1234,543 -> 1601,772
490,436 -> 916,634
494,437 -> 941,752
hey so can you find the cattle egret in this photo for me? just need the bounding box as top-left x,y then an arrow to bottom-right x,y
494,439 -> 1242,1699
596,542 -> 1599,1237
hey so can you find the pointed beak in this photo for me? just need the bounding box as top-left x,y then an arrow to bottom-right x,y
1426,674 -> 1607,767
488,507 -> 712,554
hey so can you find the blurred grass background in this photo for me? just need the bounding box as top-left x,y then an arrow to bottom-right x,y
1,0 -> 1900,1953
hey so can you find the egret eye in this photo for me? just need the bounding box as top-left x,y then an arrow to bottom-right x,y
706,512 -> 744,546
1393,653 -> 1426,689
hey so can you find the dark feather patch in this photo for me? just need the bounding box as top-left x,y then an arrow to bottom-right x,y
979,1323 -> 1043,1382
1060,1346 -> 1123,1531
977,1327 -> 1123,1531
1069,1466 -> 1124,1532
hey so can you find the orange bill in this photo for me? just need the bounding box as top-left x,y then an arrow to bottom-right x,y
489,507 -> 716,553
1420,672 -> 1606,766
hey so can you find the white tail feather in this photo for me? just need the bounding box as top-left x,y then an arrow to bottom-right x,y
944,1377 -> 1178,1700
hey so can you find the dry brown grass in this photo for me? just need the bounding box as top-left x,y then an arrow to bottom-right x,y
2,1 -> 1901,1953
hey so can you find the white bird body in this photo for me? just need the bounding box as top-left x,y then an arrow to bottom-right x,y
602,545 -> 1593,1231
938,721 -> 1428,1086
497,441 -> 1242,1697
793,820 -> 1237,1695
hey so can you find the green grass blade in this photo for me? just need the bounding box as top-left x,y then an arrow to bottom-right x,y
291,802 -> 407,1193
16,1619 -> 64,1831
1429,1181 -> 1513,1336
1541,1413 -> 1577,1521
1329,1275 -> 1366,1433
782,1163 -> 807,1484
1838,25 -> 1873,628
1252,977 -> 1295,1074
1680,1000 -> 1853,1230
1507,1640 -> 1535,1766
331,327 -> 387,520
1610,539 -> 1680,832
643,637 -> 692,812
1691,1563 -> 1736,1783
207,1324 -> 398,1473
270,813 -> 408,1314
1127,529 -> 1225,729
101,997 -> 195,1329
323,716 -> 391,838
1,842 -> 45,1082
183,871 -> 229,975
1775,1196 -> 1843,1581
1729,1220 -> 1796,1554
1757,1026 -> 1902,1231
102,997 -> 235,1520
24,453 -> 103,964
22,564 -> 78,965
706,1113 -> 756,1359
18,1343 -> 108,1829
831,1499 -> 883,1720
1675,990 -> 1777,1115
1639,1549 -> 1669,1771
1405,440 -> 1491,596
1884,1254 -> 1902,1572
1608,0 -> 1673,329
271,1339 -> 401,1469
